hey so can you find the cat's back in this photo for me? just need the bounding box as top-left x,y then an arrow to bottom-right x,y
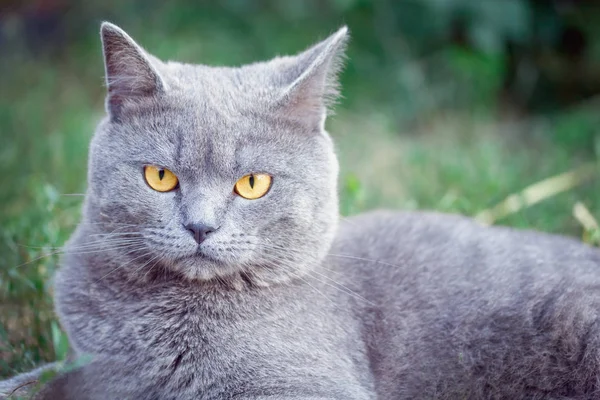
335,210 -> 600,291
333,210 -> 600,399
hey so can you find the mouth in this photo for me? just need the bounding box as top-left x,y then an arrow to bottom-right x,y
173,249 -> 212,263
184,247 -> 226,265
176,242 -> 249,267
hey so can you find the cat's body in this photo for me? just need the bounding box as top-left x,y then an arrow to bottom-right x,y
3,23 -> 600,399
45,211 -> 600,399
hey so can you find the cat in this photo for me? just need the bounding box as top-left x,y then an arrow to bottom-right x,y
3,22 -> 600,399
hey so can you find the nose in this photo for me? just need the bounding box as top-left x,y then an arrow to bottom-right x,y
185,223 -> 216,244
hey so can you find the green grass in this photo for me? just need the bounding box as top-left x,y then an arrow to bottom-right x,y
335,111 -> 599,231
1,15 -> 600,379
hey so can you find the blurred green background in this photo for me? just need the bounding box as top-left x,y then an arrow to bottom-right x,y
2,0 -> 600,377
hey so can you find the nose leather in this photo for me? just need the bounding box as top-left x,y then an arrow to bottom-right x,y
185,223 -> 216,244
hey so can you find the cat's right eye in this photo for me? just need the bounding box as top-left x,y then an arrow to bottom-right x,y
144,166 -> 179,192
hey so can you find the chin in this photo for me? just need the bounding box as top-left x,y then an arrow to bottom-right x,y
167,251 -> 243,282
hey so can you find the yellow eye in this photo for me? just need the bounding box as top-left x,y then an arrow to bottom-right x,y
234,173 -> 272,199
144,166 -> 179,192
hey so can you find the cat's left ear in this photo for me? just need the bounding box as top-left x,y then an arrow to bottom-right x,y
275,26 -> 349,128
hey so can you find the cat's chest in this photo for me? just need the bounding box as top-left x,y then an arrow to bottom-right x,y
105,284 -> 291,352
60,275 -> 369,397
111,285 -> 357,394
86,281 -> 332,360
130,294 -> 273,357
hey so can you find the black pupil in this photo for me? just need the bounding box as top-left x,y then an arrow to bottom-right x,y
158,169 -> 165,180
249,174 -> 255,189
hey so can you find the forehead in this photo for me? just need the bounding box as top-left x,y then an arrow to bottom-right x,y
167,62 -> 276,113
106,60 -> 316,178
162,62 -> 282,136
122,79 -> 305,178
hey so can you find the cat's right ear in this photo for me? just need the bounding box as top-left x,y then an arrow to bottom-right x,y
100,22 -> 166,120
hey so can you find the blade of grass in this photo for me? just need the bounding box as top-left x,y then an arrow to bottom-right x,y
573,201 -> 599,231
573,201 -> 600,246
476,163 -> 598,225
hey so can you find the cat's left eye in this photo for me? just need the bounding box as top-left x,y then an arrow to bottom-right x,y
144,166 -> 179,192
234,173 -> 272,199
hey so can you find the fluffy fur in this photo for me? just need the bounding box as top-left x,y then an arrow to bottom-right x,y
3,23 -> 600,399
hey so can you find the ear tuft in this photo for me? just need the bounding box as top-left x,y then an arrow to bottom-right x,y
276,26 -> 350,128
100,22 -> 166,119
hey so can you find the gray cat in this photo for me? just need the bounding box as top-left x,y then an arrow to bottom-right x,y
3,22 -> 600,399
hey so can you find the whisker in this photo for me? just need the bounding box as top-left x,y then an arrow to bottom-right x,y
65,244 -> 148,255
339,216 -> 361,227
258,248 -> 373,305
253,240 -> 403,270
326,253 -> 402,269
141,256 -> 164,282
95,248 -> 154,283
258,252 -> 337,306
305,268 -> 373,305
12,243 -> 147,269
17,238 -> 144,251
87,232 -> 140,238
128,253 -> 163,283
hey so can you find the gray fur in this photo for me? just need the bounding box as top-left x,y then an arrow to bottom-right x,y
4,23 -> 600,399
0,363 -> 59,398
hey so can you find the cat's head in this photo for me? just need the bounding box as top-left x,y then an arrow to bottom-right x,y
80,23 -> 348,284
